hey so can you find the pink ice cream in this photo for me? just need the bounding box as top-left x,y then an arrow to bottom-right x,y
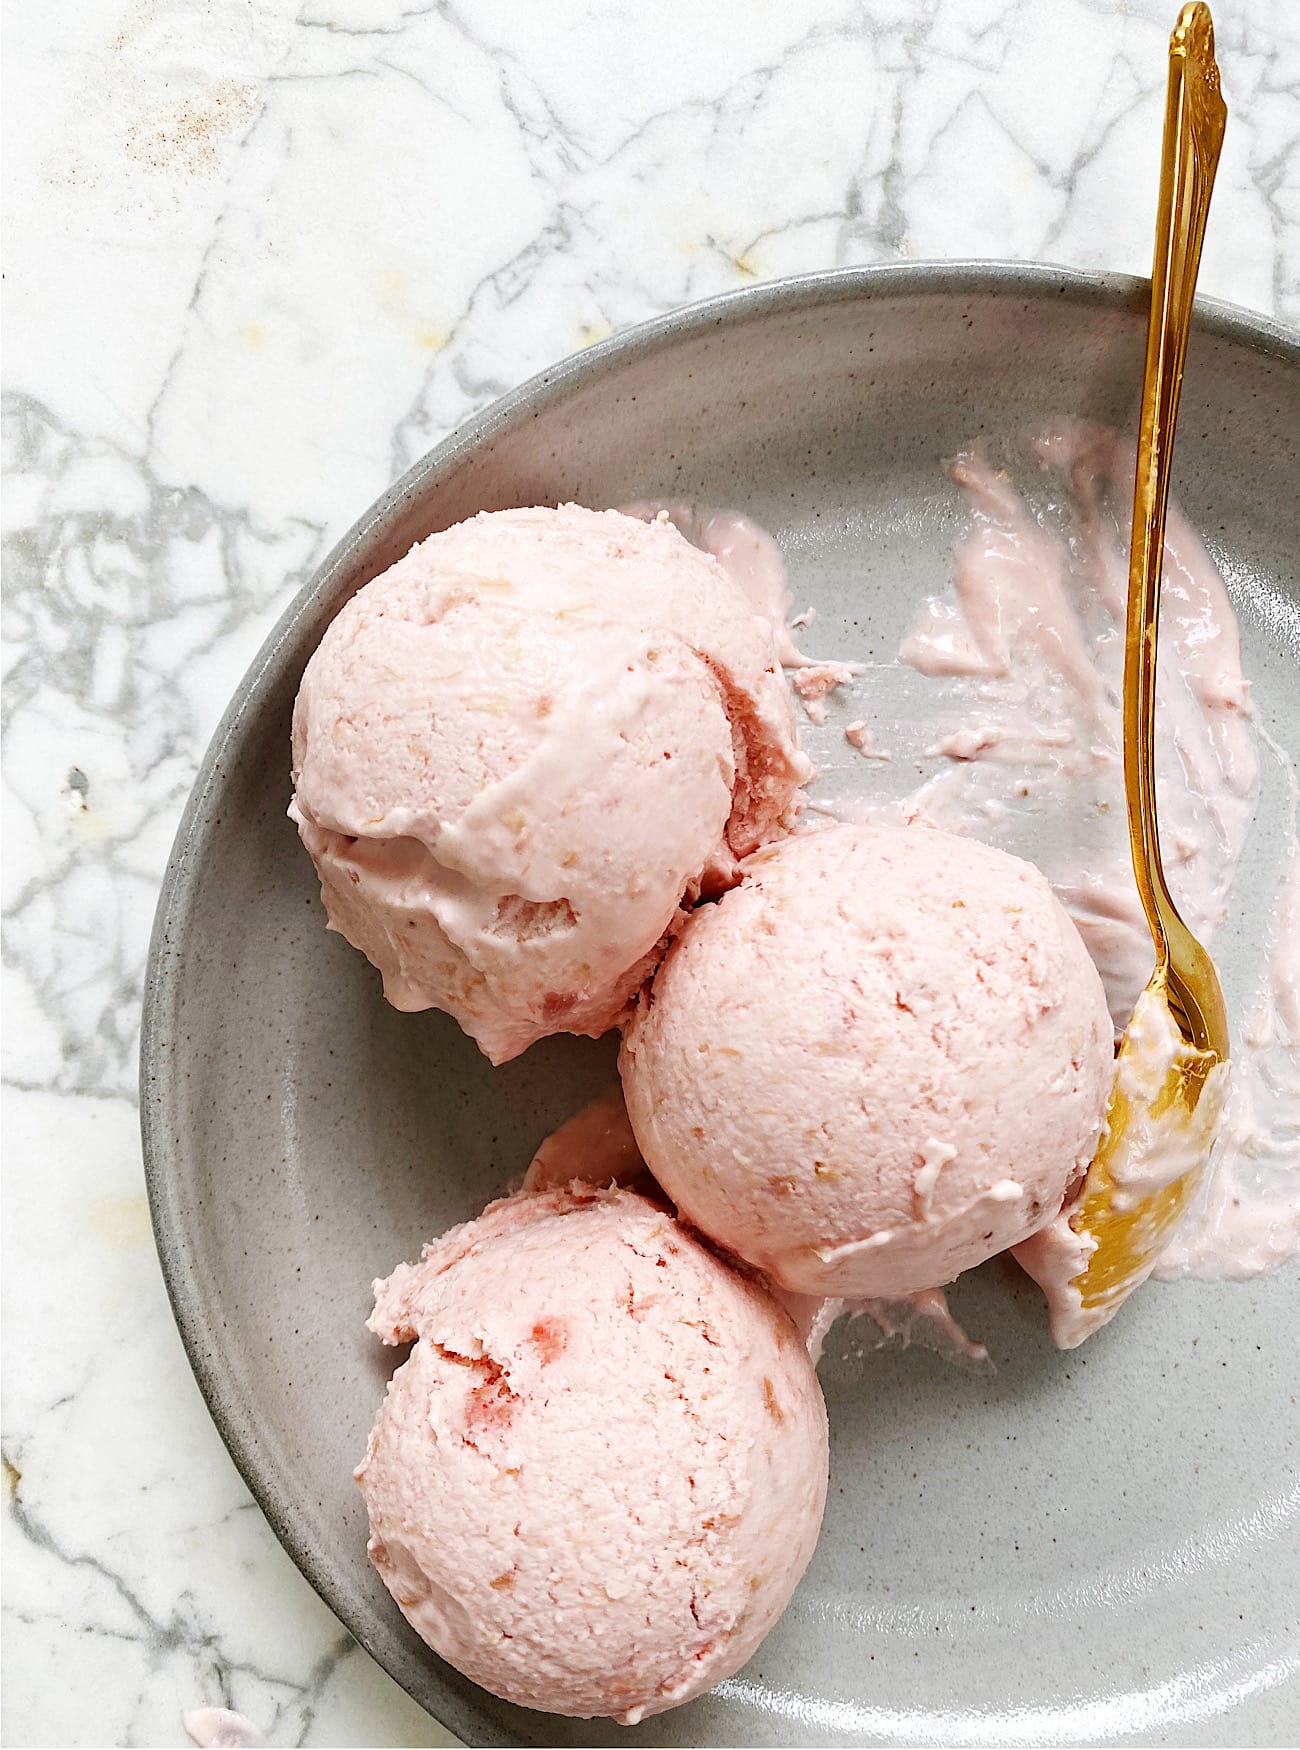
521,1088 -> 649,1194
356,1184 -> 828,1724
620,823 -> 1114,1299
183,1711 -> 266,1749
291,505 -> 809,1063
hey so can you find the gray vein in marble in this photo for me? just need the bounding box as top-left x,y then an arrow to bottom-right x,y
3,393 -> 325,1098
5,1428 -> 361,1749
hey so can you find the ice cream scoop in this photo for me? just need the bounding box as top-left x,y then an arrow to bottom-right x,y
620,823 -> 1114,1299
290,505 -> 809,1063
356,1183 -> 828,1725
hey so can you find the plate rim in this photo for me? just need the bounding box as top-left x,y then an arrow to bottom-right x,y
139,258 -> 1300,1748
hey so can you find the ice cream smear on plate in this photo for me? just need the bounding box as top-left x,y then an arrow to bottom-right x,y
356,1184 -> 828,1725
290,504 -> 808,1063
893,425 -> 1259,1031
866,425 -> 1298,1315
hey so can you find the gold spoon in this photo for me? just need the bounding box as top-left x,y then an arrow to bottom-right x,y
1052,3 -> 1232,1344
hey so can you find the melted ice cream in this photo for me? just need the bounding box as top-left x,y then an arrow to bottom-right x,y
629,452 -> 1295,1335
808,424 -> 1293,1293
891,428 -> 1295,1293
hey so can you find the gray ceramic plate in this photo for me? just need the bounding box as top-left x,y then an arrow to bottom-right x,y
142,265 -> 1300,1748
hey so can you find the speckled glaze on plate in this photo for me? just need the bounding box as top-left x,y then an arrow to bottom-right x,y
142,264 -> 1300,1749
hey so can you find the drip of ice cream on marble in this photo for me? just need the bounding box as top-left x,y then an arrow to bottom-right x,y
790,662 -> 862,725
184,1710 -> 267,1750
845,721 -> 891,760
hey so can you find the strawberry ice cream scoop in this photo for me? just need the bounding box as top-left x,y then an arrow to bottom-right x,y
290,505 -> 809,1063
356,1185 -> 828,1724
620,824 -> 1113,1299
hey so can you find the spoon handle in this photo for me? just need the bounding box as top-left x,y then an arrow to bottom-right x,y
1125,4 -> 1227,960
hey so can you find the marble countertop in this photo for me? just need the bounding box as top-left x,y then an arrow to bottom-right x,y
3,0 -> 1296,1745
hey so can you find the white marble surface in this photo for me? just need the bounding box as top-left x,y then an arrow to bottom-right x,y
3,1 -> 1297,1745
